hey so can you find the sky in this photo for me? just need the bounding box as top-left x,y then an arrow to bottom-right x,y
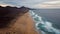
0,0 -> 60,8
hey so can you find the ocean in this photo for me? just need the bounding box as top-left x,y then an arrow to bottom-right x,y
29,9 -> 60,34
0,0 -> 60,34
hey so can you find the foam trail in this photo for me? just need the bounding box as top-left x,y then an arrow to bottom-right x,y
29,10 -> 60,34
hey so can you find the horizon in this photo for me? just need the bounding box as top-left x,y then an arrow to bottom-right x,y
0,0 -> 60,9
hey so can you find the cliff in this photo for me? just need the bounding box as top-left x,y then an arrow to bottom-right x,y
0,6 -> 38,34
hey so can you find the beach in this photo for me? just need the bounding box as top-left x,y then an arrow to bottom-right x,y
0,6 -> 39,34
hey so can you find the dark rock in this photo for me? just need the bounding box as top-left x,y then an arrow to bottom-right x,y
0,6 -> 29,28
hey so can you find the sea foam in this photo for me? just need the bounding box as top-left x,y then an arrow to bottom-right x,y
29,10 -> 60,34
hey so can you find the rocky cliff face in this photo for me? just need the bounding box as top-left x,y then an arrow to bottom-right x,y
0,6 -> 38,34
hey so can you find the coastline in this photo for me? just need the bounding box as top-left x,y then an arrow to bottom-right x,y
0,6 -> 39,34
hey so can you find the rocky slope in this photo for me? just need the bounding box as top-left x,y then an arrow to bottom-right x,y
0,6 -> 38,34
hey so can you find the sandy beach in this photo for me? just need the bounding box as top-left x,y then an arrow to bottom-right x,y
0,6 -> 39,34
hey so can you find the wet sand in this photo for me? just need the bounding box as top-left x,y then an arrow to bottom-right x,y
0,6 -> 39,34
0,12 -> 38,34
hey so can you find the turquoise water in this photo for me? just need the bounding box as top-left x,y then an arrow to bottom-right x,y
0,0 -> 60,34
29,10 -> 60,34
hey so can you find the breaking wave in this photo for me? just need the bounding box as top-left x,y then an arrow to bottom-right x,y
29,10 -> 60,34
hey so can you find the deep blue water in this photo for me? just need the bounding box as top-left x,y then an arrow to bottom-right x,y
29,9 -> 60,34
